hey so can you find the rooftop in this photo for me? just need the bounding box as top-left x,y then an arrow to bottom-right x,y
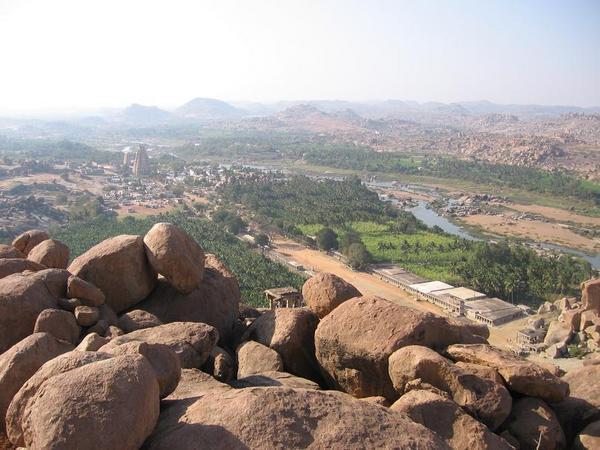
434,287 -> 486,301
409,281 -> 454,294
465,297 -> 523,321
265,287 -> 299,297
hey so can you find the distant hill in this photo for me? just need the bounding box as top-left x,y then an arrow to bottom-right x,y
121,104 -> 173,124
175,98 -> 246,119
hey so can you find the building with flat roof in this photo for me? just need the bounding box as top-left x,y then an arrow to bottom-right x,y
265,287 -> 303,309
371,264 -> 426,288
433,287 -> 486,302
409,281 -> 454,295
464,297 -> 524,326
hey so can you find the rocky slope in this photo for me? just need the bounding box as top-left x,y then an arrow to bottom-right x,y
0,223 -> 599,449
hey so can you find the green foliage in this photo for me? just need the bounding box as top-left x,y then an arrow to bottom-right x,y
255,233 -> 270,247
346,242 -> 371,270
567,344 -> 586,358
212,208 -> 247,234
51,213 -> 304,307
316,227 -> 338,250
219,174 -> 394,226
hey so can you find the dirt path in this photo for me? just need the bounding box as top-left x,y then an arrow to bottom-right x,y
509,203 -> 600,227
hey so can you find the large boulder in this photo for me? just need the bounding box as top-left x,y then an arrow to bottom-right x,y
582,278 -> 600,313
33,268 -> 71,298
0,333 -> 73,430
237,340 -> 284,378
11,230 -> 49,256
446,343 -> 569,402
242,307 -> 321,383
75,332 -> 109,351
118,309 -> 163,333
314,296 -> 488,401
10,354 -> 159,450
135,257 -> 239,346
544,321 -> 573,346
231,371 -> 321,390
33,308 -> 80,344
6,351 -> 113,447
302,272 -> 361,318
388,345 -> 512,430
390,390 -> 513,450
144,387 -> 449,449
67,235 -> 157,313
165,368 -> 231,401
143,223 -> 205,294
26,239 -> 69,269
551,365 -> 600,445
0,271 -> 60,354
0,258 -> 45,279
502,397 -> 566,450
204,254 -> 241,302
0,244 -> 24,259
99,322 -> 218,368
105,342 -> 181,399
66,275 -> 105,307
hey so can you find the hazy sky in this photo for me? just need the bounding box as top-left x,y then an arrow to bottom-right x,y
0,0 -> 598,112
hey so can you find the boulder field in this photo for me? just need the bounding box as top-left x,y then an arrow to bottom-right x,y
0,224 -> 597,449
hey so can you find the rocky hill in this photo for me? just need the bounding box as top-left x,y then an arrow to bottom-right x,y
175,97 -> 245,120
0,225 -> 599,449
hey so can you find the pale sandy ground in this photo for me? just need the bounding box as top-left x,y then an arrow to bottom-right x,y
0,173 -> 111,196
509,203 -> 600,227
461,215 -> 599,253
377,187 -> 435,202
0,173 -> 65,188
116,204 -> 175,217
271,237 -> 526,351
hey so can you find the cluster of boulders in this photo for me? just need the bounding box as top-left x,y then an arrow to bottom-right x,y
532,280 -> 600,358
0,224 -> 599,449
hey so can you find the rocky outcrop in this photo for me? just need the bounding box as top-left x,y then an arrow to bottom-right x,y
33,309 -> 80,344
6,351 -> 114,446
582,279 -> 600,313
0,333 -> 73,430
574,420 -> 600,450
99,322 -> 218,368
67,235 -> 157,313
236,340 -> 284,378
446,343 -> 569,402
0,258 -> 45,279
66,275 -> 105,307
242,307 -> 321,383
502,397 -> 566,450
143,223 -> 204,294
118,309 -> 163,333
135,257 -> 239,345
315,296 -> 488,401
201,346 -> 235,382
12,229 -> 49,256
75,332 -> 109,351
10,355 -> 159,450
390,390 -> 513,450
26,239 -> 69,269
388,345 -> 511,430
0,244 -> 24,259
0,271 -> 60,353
302,272 -> 361,318
145,387 -> 449,449
230,371 -> 321,390
105,342 -> 181,398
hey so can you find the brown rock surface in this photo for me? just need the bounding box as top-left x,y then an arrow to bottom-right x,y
503,397 -> 566,450
13,354 -> 159,450
315,296 -> 487,401
0,258 -> 45,279
67,235 -> 157,313
544,321 -> 573,346
388,345 -> 512,430
302,272 -> 361,318
0,245 -> 24,260
242,307 -> 321,382
29,268 -> 70,298
0,333 -> 73,430
66,275 -> 105,306
6,351 -> 113,447
26,239 -> 69,269
143,223 -> 205,293
118,309 -> 162,333
75,332 -> 109,351
135,260 -> 239,345
145,387 -> 449,449
230,371 -> 321,390
201,346 -> 235,382
582,278 -> 600,313
0,272 -> 59,354
33,308 -> 80,344
11,230 -> 49,256
106,342 -> 181,398
236,340 -> 284,378
204,254 -> 241,301
165,368 -> 231,401
99,322 -> 218,368
446,343 -> 569,402
390,390 -> 513,450
74,305 -> 100,327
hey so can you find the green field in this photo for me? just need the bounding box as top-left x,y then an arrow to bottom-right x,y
299,221 -> 467,283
